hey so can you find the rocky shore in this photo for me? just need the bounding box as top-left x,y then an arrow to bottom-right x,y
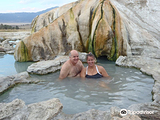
0,72 -> 39,94
0,31 -> 30,54
0,97 -> 160,120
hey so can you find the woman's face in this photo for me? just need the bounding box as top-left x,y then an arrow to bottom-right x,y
87,56 -> 95,67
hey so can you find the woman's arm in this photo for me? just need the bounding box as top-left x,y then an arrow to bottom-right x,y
99,66 -> 110,77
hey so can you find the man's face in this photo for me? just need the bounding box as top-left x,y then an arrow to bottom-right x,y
70,52 -> 79,65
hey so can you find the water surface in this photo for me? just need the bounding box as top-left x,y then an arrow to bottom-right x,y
0,54 -> 33,77
0,54 -> 154,114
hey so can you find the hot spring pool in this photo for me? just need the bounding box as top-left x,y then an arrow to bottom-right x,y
0,54 -> 154,114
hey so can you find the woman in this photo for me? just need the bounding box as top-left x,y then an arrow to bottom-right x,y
80,52 -> 110,79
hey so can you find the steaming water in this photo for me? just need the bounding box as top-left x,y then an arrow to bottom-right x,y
0,54 -> 154,114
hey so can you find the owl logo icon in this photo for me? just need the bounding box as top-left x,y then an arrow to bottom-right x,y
120,109 -> 127,116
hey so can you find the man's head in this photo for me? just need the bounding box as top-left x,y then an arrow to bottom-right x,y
69,50 -> 79,65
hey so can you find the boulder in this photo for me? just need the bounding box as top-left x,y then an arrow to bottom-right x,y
27,56 -> 69,74
0,99 -> 26,120
0,98 -> 63,120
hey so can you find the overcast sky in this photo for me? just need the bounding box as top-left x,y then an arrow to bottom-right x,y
0,0 -> 77,13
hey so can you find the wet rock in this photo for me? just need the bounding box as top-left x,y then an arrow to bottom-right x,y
1,39 -> 14,51
0,72 -> 39,94
0,98 -> 63,120
27,56 -> 69,74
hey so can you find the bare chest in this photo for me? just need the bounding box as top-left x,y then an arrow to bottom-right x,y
68,65 -> 81,77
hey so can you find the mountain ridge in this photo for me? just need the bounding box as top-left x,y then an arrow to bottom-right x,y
0,6 -> 58,23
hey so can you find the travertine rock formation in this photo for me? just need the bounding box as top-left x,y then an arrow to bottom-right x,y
14,0 -> 129,62
14,0 -> 160,62
31,2 -> 79,33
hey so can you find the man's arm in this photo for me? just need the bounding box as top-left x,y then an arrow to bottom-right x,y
59,63 -> 69,80
80,68 -> 86,78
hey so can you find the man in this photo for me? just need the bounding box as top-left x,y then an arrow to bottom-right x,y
59,50 -> 84,79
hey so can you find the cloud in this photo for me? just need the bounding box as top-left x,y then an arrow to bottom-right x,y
19,0 -> 31,4
22,7 -> 37,11
19,0 -> 40,4
19,0 -> 77,6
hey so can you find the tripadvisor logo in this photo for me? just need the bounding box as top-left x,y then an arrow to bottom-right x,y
120,109 -> 155,116
120,109 -> 127,116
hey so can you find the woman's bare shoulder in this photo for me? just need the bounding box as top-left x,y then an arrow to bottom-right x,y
97,65 -> 104,69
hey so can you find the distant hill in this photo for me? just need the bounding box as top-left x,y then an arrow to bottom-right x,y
0,7 -> 58,23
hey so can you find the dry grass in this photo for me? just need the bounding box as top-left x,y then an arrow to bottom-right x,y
0,23 -> 31,32
0,29 -> 30,32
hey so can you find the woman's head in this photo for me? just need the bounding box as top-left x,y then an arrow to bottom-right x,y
86,52 -> 95,66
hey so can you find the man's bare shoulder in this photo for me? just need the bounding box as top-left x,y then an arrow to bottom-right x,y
77,60 -> 83,65
61,60 -> 71,69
